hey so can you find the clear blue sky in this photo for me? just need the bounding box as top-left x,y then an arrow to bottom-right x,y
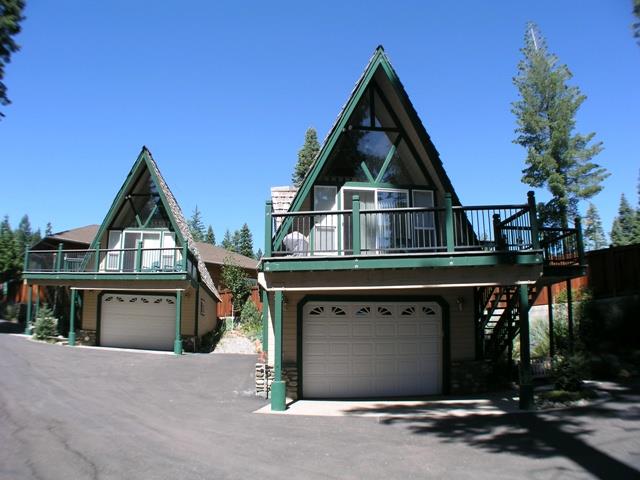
1,1 -> 638,246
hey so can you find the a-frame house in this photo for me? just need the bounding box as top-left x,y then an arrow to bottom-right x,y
259,47 -> 586,410
23,147 -> 220,354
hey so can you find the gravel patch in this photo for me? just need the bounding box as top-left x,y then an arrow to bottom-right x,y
213,331 -> 257,354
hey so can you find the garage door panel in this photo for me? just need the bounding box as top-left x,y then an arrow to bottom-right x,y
352,323 -> 373,336
101,294 -> 175,351
352,343 -> 374,355
303,301 -> 442,398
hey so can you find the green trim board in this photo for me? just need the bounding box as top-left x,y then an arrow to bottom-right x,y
295,294 -> 451,400
262,251 -> 543,272
23,272 -> 191,282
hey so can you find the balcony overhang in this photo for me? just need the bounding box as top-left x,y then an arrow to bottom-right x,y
261,250 -> 544,273
259,251 -> 544,291
22,272 -> 194,289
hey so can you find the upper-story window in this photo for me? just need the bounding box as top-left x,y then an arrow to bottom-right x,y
315,81 -> 428,188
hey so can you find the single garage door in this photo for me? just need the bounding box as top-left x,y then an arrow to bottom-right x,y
100,293 -> 176,351
303,301 -> 442,398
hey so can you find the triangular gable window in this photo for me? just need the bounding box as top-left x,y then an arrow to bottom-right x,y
318,81 -> 421,186
110,169 -> 172,229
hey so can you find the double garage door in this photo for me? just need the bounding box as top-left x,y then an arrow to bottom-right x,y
100,294 -> 176,351
303,301 -> 442,398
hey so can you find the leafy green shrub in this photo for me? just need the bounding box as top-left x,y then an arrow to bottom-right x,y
3,303 -> 18,321
552,354 -> 587,392
239,299 -> 261,341
220,258 -> 251,316
33,304 -> 57,340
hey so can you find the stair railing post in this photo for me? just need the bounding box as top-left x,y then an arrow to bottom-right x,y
492,214 -> 503,251
575,216 -> 585,265
527,191 -> 540,250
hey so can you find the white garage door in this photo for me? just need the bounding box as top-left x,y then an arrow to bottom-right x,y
303,301 -> 442,398
100,294 -> 176,351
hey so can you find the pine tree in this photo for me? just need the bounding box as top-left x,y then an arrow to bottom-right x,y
45,222 -> 53,237
633,169 -> 640,243
237,223 -> 254,258
31,228 -> 41,246
14,214 -> 32,254
512,23 -> 608,227
0,215 -> 18,280
221,229 -> 235,252
205,225 -> 216,245
583,203 -> 607,250
292,127 -> 320,187
610,194 -> 636,246
255,248 -> 263,260
0,0 -> 26,118
188,206 -> 206,242
220,257 -> 250,316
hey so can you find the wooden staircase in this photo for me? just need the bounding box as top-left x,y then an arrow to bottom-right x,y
476,284 -> 541,361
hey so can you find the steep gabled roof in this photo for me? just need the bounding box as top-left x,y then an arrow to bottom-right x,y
91,147 -> 220,300
195,242 -> 258,271
49,224 -> 100,244
286,45 -> 461,214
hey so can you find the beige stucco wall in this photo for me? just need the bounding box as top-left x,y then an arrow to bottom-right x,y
81,290 -> 98,330
197,287 -> 218,336
266,287 -> 475,367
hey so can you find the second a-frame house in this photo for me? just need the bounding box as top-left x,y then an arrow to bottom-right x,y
23,147 -> 221,354
259,47 -> 586,410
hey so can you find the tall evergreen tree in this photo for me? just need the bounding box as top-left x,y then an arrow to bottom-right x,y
205,225 -> 216,245
512,23 -> 608,227
221,229 -> 235,252
188,206 -> 206,242
0,215 -> 18,280
583,203 -> 607,250
255,247 -> 263,260
31,228 -> 41,246
610,194 -> 636,246
237,223 -> 254,258
45,222 -> 53,237
292,127 -> 320,187
0,0 -> 26,118
14,214 -> 32,254
634,170 -> 640,243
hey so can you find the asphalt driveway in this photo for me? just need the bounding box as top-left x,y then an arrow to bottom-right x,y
1,332 -> 639,480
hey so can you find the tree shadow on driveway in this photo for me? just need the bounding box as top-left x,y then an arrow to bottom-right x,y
346,386 -> 640,479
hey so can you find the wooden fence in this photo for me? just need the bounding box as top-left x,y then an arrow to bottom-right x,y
533,243 -> 640,305
216,286 -> 262,318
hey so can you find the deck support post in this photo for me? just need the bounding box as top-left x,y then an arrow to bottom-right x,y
174,290 -> 183,355
518,285 -> 533,410
506,289 -> 513,380
264,201 -> 273,258
68,289 -> 76,346
55,243 -> 64,272
261,289 -> 269,355
352,195 -> 361,255
24,284 -> 32,335
566,279 -> 574,354
444,193 -> 454,252
547,285 -> 555,358
34,286 -> 40,319
271,290 -> 286,411
135,240 -> 143,272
